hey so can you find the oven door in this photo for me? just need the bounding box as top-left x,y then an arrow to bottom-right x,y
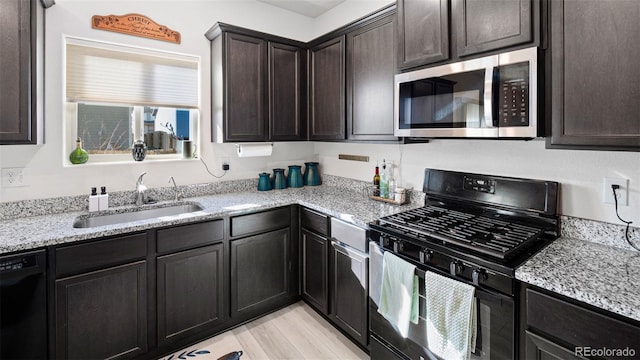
369,242 -> 515,360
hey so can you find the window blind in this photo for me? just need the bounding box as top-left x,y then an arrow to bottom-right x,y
66,39 -> 199,109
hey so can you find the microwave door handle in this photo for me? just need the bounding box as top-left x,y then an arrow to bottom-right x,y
483,67 -> 494,128
492,67 -> 500,128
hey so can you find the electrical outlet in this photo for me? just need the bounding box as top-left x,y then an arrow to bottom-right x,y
1,167 -> 29,188
603,177 -> 628,205
221,156 -> 230,171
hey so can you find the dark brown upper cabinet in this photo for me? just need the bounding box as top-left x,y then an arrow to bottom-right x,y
397,0 -> 449,70
453,0 -> 533,57
207,5 -> 397,143
222,33 -> 267,142
347,14 -> 398,141
206,23 -> 305,143
0,0 -> 41,144
309,36 -> 346,141
269,42 -> 305,140
546,0 -> 640,150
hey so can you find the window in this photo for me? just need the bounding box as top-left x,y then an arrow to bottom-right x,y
64,37 -> 199,163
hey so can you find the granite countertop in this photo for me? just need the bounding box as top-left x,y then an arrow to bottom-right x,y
0,185 -> 420,254
516,236 -> 640,323
5,182 -> 639,324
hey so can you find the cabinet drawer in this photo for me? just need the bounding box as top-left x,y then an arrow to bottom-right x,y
231,207 -> 290,237
526,289 -> 640,351
331,218 -> 368,253
55,233 -> 147,277
300,207 -> 329,237
157,220 -> 224,254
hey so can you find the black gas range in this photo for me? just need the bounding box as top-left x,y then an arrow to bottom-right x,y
368,169 -> 559,360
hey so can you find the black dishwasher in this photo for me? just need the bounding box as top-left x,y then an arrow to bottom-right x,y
1,249 -> 47,359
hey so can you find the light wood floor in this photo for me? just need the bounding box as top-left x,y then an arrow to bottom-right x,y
164,301 -> 369,360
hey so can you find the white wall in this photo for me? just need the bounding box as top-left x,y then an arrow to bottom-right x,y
310,0 -> 395,38
1,0 -> 638,227
314,140 -> 640,225
0,0 -> 320,202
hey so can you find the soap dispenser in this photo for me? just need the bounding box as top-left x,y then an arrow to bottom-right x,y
89,187 -> 99,212
98,186 -> 109,210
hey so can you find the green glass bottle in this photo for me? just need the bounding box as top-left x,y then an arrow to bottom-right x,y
69,137 -> 89,164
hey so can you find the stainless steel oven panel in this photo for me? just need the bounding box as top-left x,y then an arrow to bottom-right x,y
331,218 -> 368,253
498,47 -> 538,138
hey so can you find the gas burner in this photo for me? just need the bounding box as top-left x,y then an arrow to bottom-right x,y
370,169 -> 559,263
377,205 -> 544,259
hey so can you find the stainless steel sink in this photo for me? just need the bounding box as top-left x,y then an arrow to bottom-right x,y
73,203 -> 205,228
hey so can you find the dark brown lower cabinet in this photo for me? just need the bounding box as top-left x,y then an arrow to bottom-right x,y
157,243 -> 225,344
330,241 -> 368,348
55,261 -> 147,360
524,287 -> 640,360
50,210 -> 304,359
525,331 -> 586,360
231,227 -> 294,320
301,229 -> 329,314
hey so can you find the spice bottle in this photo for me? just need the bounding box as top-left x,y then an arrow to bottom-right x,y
373,164 -> 380,196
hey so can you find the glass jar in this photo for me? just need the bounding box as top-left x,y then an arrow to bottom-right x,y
394,187 -> 406,203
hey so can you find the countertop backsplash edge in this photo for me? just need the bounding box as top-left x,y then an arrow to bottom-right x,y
560,215 -> 640,252
0,174 -> 424,221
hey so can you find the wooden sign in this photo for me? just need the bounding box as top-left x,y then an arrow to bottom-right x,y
91,13 -> 181,44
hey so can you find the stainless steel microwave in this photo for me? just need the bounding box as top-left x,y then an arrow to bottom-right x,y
394,47 -> 539,138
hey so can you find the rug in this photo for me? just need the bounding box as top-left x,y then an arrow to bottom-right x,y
160,331 -> 245,360
162,349 -> 243,360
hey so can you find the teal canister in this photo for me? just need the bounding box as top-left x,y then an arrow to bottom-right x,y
287,165 -> 304,188
303,162 -> 321,186
272,168 -> 287,190
257,173 -> 272,191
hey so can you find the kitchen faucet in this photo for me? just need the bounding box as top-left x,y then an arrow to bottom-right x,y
168,176 -> 179,201
135,172 -> 147,205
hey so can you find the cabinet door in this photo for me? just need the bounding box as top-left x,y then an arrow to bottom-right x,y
224,33 -> 267,142
269,42 -> 305,140
0,0 -> 36,144
231,227 -> 292,320
547,0 -> 640,149
453,0 -> 532,57
397,0 -> 449,69
55,261 -> 147,360
525,331 -> 587,360
347,14 -> 397,141
157,243 -> 225,344
301,229 -> 329,314
309,36 -> 345,140
330,242 -> 368,347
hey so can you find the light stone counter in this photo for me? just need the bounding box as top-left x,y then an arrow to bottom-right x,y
516,236 -> 640,323
0,184 -> 421,254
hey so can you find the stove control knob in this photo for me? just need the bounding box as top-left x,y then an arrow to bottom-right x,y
380,235 -> 391,247
419,249 -> 432,264
449,261 -> 464,276
393,241 -> 404,253
472,268 -> 488,286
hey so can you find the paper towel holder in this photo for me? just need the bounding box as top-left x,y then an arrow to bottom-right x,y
235,143 -> 273,158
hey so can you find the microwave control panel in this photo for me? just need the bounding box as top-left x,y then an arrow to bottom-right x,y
498,62 -> 530,127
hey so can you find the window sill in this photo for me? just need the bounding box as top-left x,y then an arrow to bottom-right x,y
64,155 -> 199,167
